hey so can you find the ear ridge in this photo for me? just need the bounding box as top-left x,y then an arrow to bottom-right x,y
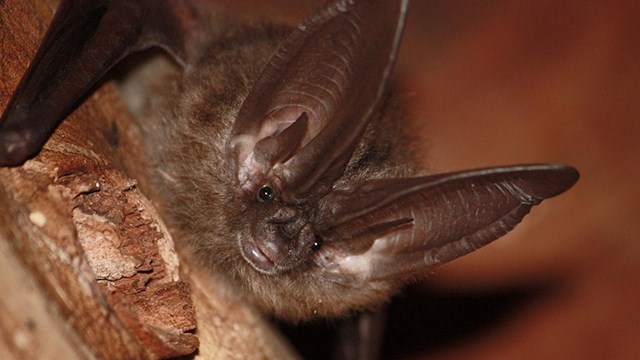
229,0 -> 409,200
320,164 -> 577,229
315,164 -> 579,286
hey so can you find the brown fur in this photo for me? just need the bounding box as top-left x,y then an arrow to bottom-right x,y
120,12 -> 423,321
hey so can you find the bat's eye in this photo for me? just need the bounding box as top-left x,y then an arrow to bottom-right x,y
311,236 -> 324,251
257,186 -> 274,202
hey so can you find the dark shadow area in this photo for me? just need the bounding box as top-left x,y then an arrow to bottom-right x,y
277,281 -> 551,359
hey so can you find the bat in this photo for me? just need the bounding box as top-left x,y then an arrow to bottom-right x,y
0,0 -> 578,357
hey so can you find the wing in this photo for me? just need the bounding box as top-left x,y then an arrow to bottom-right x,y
314,164 -> 579,286
0,0 -> 206,166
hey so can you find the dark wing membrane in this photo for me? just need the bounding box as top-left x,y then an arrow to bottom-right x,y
315,164 -> 579,286
0,0 -> 201,166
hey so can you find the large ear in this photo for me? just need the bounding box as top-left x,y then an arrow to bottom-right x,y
313,164 -> 579,286
0,0 -> 204,166
228,0 -> 409,201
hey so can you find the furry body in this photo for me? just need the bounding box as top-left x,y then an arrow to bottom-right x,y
123,13 -> 419,321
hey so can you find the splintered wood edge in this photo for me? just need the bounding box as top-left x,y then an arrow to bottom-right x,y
0,124 -> 199,359
0,0 -> 299,359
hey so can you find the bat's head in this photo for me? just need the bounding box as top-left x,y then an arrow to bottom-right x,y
226,0 -> 407,279
218,0 -> 578,320
232,145 -> 326,275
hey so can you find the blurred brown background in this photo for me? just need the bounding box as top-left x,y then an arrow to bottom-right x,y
217,1 -> 640,359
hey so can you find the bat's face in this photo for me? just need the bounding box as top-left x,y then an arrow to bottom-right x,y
235,181 -> 322,275
223,180 -> 406,320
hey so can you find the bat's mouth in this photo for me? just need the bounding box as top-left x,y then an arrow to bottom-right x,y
239,237 -> 276,274
239,219 -> 317,275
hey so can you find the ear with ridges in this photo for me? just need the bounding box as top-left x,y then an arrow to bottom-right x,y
228,0 -> 409,201
314,164 -> 579,286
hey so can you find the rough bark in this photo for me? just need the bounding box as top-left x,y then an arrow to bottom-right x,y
0,0 -> 298,359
